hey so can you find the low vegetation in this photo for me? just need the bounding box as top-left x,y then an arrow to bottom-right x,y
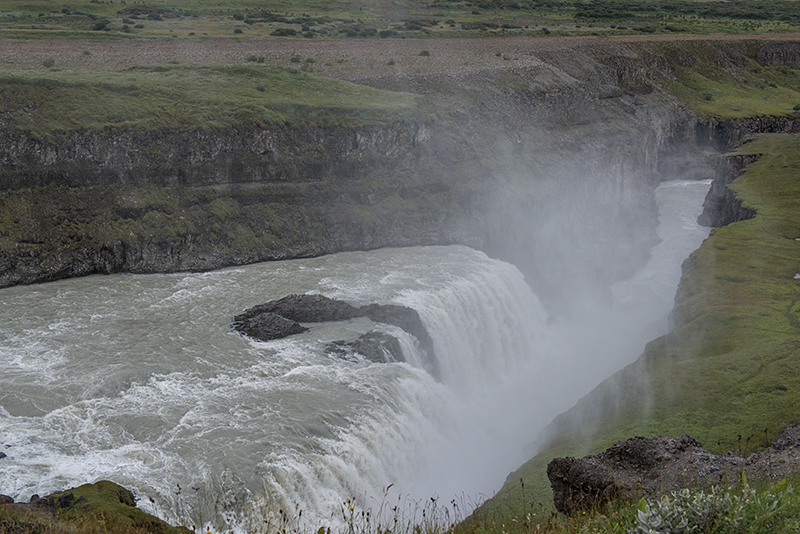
0,65 -> 428,136
2,0 -> 800,40
0,481 -> 190,534
8,476 -> 800,533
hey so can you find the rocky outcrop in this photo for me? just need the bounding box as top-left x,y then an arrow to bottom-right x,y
326,332 -> 405,364
696,154 -> 758,228
233,311 -> 308,341
695,115 -> 800,228
233,294 -> 436,373
697,116 -> 800,153
0,124 -> 430,191
0,481 -> 190,534
548,423 -> 800,516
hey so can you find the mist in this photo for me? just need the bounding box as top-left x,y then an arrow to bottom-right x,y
0,38 -> 726,532
383,164 -> 713,506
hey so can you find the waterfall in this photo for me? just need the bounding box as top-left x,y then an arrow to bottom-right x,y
0,177 -> 712,533
0,246 -> 549,532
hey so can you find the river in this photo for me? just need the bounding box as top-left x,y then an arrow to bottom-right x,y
0,179 -> 711,532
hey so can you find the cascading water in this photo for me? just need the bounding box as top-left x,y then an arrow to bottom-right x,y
0,246 -> 549,532
0,178 -> 711,532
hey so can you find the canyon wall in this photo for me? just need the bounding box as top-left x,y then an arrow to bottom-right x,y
3,40 -> 799,310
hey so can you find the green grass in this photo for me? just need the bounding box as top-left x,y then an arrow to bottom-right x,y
3,0 -> 800,39
668,65 -> 800,119
0,481 -> 191,534
0,64 -> 429,136
478,132 -> 800,523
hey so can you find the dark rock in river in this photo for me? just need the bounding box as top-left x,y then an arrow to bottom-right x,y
326,332 -> 405,364
359,303 -> 432,354
233,294 -> 439,377
0,494 -> 12,504
233,295 -> 431,352
242,294 -> 361,323
548,423 -> 800,516
232,311 -> 308,341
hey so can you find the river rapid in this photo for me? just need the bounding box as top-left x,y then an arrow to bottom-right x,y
0,179 -> 711,532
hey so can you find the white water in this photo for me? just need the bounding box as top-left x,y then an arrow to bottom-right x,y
0,179 -> 711,532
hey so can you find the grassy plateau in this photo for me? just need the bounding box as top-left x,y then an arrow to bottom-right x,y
3,0 -> 800,532
4,0 -> 800,39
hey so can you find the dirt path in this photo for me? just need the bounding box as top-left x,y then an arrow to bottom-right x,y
2,33 -> 800,81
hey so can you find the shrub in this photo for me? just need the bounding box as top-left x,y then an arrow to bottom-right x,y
42,58 -> 55,68
419,50 -> 430,56
234,28 -> 243,33
387,58 -> 395,65
290,55 -> 301,63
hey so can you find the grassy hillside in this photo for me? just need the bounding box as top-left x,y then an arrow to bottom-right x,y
476,132 -> 800,526
3,0 -> 800,39
0,64 -> 428,136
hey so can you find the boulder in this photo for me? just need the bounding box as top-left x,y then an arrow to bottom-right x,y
326,332 -> 405,364
548,435 -> 712,515
239,294 -> 360,323
233,294 -> 438,377
549,423 -> 800,516
232,311 -> 307,341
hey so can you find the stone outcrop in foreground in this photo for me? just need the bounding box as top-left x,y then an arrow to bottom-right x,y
548,423 -> 800,516
0,481 -> 190,534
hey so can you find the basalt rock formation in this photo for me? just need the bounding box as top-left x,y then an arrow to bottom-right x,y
548,422 -> 800,516
695,116 -> 800,228
696,154 -> 758,228
326,332 -> 405,364
233,311 -> 308,341
4,40 -> 800,315
233,294 -> 436,373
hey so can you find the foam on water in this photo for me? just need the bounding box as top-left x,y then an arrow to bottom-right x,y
0,179 -> 713,532
0,246 -> 549,531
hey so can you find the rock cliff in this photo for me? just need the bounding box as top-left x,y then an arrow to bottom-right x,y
3,40 -> 800,313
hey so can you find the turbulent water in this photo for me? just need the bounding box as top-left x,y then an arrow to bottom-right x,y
0,179 -> 711,532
